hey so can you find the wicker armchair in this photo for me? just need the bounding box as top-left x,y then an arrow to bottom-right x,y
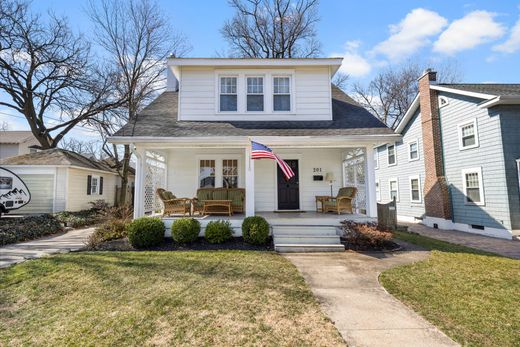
156,188 -> 191,216
323,187 -> 357,214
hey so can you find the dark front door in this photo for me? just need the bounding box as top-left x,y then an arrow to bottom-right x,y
277,159 -> 299,210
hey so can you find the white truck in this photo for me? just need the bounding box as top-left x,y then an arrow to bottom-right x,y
0,167 -> 31,216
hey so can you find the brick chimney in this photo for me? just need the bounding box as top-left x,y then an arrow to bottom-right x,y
419,69 -> 452,220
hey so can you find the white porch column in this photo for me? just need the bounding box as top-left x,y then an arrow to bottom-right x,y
365,146 -> 377,218
244,145 -> 255,216
133,146 -> 147,219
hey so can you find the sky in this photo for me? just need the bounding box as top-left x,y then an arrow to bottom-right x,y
1,0 -> 520,139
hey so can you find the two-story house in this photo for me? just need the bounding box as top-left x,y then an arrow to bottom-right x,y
0,131 -> 40,160
375,69 -> 520,239
109,58 -> 400,251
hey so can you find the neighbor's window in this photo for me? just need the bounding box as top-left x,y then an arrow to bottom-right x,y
376,179 -> 381,202
222,159 -> 238,188
408,141 -> 419,161
273,76 -> 291,111
463,168 -> 484,204
91,176 -> 99,195
389,179 -> 399,201
409,176 -> 421,203
247,77 -> 264,112
387,144 -> 396,166
199,160 -> 216,188
374,149 -> 379,169
219,77 -> 237,112
458,119 -> 479,150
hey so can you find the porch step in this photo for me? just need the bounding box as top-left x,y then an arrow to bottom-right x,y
272,224 -> 343,253
275,244 -> 345,253
274,234 -> 340,245
271,225 -> 339,236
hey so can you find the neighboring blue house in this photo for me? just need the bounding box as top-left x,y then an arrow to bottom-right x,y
375,70 -> 520,239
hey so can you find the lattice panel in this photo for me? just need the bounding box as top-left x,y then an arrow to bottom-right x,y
144,151 -> 166,214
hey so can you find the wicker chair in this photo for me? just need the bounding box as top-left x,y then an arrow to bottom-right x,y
322,187 -> 357,214
156,188 -> 191,216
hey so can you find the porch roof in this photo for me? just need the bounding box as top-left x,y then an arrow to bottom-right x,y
110,86 -> 397,143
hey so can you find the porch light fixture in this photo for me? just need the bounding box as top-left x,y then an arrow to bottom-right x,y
325,172 -> 335,196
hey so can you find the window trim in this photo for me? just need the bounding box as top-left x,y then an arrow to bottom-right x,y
272,75 -> 293,113
376,179 -> 381,202
461,167 -> 485,206
409,175 -> 422,203
387,143 -> 397,167
389,178 -> 399,202
218,75 -> 239,113
374,148 -> 379,169
196,155 -> 242,189
90,175 -> 100,195
407,139 -> 420,162
245,75 -> 265,113
517,159 -> 520,193
457,118 -> 479,150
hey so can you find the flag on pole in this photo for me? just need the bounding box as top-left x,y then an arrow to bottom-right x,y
251,141 -> 295,180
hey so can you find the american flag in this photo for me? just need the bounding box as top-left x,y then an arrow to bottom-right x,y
251,141 -> 295,180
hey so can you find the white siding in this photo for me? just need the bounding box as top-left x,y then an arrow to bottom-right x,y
178,66 -> 332,121
66,168 -> 117,211
0,144 -> 19,160
15,174 -> 54,214
54,167 -> 67,212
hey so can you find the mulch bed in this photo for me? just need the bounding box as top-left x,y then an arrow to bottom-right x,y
340,238 -> 401,252
89,237 -> 274,252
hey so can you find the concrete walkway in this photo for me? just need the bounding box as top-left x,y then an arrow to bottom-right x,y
0,227 -> 94,268
406,223 -> 520,259
285,244 -> 458,347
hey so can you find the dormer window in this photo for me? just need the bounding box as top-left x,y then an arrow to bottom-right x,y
273,76 -> 291,111
219,77 -> 237,112
247,77 -> 264,112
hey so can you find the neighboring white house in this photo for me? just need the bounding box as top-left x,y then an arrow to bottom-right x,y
0,131 -> 40,160
108,58 -> 400,251
0,148 -> 134,214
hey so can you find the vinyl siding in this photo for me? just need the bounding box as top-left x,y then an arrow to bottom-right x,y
66,168 -> 117,211
438,92 -> 511,231
374,109 -> 426,220
0,144 -> 19,160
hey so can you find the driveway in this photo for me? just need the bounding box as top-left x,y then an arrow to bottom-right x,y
0,227 -> 94,268
285,244 -> 458,347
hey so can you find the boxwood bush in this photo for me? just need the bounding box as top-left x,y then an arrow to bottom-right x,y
171,218 -> 200,243
0,215 -> 62,246
242,216 -> 270,245
127,217 -> 164,249
204,220 -> 233,244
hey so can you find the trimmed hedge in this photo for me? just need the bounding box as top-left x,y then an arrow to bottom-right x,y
205,220 -> 233,244
127,217 -> 165,249
171,218 -> 200,243
0,215 -> 62,246
242,216 -> 270,245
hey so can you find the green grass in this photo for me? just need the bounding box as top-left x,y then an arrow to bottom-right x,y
380,231 -> 520,347
0,251 -> 344,346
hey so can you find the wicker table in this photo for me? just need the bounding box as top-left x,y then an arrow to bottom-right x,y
203,200 -> 233,216
315,195 -> 332,213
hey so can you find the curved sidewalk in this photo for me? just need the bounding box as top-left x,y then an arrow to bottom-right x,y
285,245 -> 458,347
0,227 -> 94,268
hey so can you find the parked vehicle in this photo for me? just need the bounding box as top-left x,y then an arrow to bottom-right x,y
0,167 -> 31,216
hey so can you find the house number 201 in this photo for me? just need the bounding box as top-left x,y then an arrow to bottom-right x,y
313,168 -> 322,173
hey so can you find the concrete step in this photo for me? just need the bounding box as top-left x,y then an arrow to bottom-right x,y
273,234 -> 341,245
275,244 -> 345,253
272,225 -> 339,236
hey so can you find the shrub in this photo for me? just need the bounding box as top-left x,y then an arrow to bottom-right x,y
341,221 -> 393,249
171,218 -> 200,243
98,204 -> 133,224
242,216 -> 270,245
87,219 -> 129,248
205,220 -> 233,244
89,199 -> 110,211
127,217 -> 164,249
55,209 -> 101,228
0,215 -> 62,246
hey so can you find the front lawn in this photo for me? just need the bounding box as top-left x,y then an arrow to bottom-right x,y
0,251 -> 343,346
380,231 -> 520,347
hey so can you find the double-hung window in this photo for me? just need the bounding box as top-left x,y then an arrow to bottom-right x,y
219,77 -> 237,112
408,140 -> 419,161
222,159 -> 238,188
409,176 -> 421,203
458,119 -> 479,150
273,76 -> 291,111
246,77 -> 264,112
199,160 -> 216,188
389,178 -> 399,202
387,144 -> 396,166
462,168 -> 484,205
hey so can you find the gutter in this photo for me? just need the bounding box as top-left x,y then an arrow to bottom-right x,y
478,95 -> 520,109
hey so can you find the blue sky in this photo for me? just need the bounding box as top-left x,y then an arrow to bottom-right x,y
2,0 -> 520,136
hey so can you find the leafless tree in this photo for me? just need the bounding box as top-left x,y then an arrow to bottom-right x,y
0,0 -> 124,149
353,61 -> 462,129
87,0 -> 190,204
332,72 -> 349,91
222,0 -> 321,58
0,121 -> 8,131
60,137 -> 101,158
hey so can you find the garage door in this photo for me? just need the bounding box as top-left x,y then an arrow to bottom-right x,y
14,174 -> 54,214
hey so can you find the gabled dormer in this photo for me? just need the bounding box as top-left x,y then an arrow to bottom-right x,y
167,58 -> 343,121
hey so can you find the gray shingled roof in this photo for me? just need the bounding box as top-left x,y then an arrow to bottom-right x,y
0,131 -> 35,144
113,86 -> 394,138
437,83 -> 520,97
0,148 -> 116,173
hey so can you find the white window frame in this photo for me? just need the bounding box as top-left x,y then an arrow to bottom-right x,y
272,75 -> 293,113
462,167 -> 485,206
90,175 -> 100,195
409,175 -> 422,203
245,75 -> 265,113
438,96 -> 449,108
407,139 -> 420,162
376,179 -> 381,202
387,143 -> 397,166
374,148 -> 379,169
458,118 -> 479,150
517,159 -> 520,193
197,155 -> 243,189
218,75 -> 239,113
389,178 -> 399,202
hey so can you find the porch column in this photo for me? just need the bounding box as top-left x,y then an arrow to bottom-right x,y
133,146 -> 146,219
244,145 -> 255,216
365,146 -> 377,218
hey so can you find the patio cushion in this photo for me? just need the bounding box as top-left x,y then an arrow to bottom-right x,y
338,187 -> 356,198
163,191 -> 176,200
228,189 -> 244,206
212,189 -> 228,200
197,189 -> 213,201
323,201 -> 337,207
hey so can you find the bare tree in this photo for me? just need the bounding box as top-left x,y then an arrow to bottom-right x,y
0,0 -> 124,149
332,72 -> 349,90
222,0 -> 321,58
353,61 -> 462,129
87,0 -> 190,204
0,121 -> 8,131
60,137 -> 101,158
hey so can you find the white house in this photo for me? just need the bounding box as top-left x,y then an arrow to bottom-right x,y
109,58 -> 400,251
0,131 -> 40,160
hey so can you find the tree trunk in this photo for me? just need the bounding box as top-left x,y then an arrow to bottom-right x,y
118,144 -> 131,205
